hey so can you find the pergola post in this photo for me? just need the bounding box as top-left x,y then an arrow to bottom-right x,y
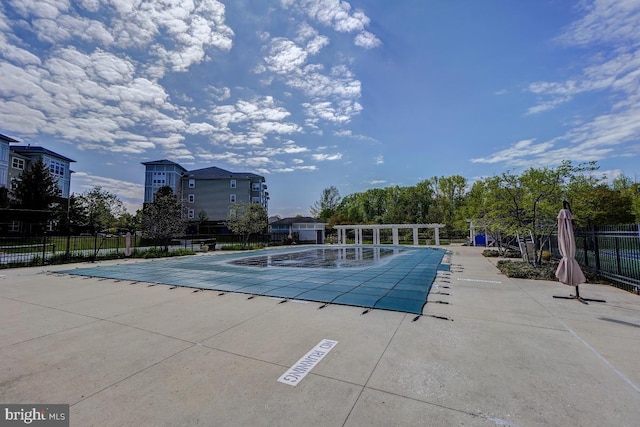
333,224 -> 444,246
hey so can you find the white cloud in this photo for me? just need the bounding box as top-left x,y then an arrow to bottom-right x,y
471,139 -> 555,164
375,155 -> 384,165
263,38 -> 309,74
296,22 -> 330,55
1,0 -> 380,182
558,0 -> 640,47
526,96 -> 572,115
207,96 -> 301,146
252,143 -> 309,156
281,0 -> 381,48
510,0 -> 640,171
334,129 -> 376,141
312,152 -> 342,161
256,27 -> 364,127
303,99 -> 362,124
272,165 -> 317,172
354,31 -> 381,49
0,1 -> 237,159
0,34 -> 42,65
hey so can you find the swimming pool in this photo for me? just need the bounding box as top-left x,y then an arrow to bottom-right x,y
229,247 -> 402,268
60,245 -> 449,314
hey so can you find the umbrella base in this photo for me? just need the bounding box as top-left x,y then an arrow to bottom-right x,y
553,285 -> 606,305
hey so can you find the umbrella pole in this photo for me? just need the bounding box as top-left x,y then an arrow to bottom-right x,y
576,284 -> 606,303
553,285 -> 606,304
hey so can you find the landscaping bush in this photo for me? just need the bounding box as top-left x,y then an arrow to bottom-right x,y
483,249 -> 521,258
504,249 -> 521,258
482,250 -> 500,257
139,248 -> 195,258
495,259 -> 609,284
219,244 -> 266,251
496,260 -> 558,280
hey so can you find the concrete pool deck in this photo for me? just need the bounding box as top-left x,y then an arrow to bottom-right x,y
1,245 -> 639,426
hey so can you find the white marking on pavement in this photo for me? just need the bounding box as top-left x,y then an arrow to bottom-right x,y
278,339 -> 338,386
487,417 -> 521,427
457,278 -> 502,284
558,319 -> 640,395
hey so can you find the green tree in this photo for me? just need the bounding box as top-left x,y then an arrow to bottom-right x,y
226,202 -> 268,245
310,186 -> 342,221
75,186 -> 126,233
196,209 -> 209,234
141,186 -> 185,250
611,175 -> 640,223
11,158 -> 61,233
429,175 -> 467,234
479,162 -> 596,265
115,211 -> 140,233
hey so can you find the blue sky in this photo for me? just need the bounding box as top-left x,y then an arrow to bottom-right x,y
1,0 -> 639,217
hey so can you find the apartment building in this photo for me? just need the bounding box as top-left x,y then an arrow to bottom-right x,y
8,145 -> 75,198
142,160 -> 268,230
0,133 -> 18,189
1,133 -> 76,233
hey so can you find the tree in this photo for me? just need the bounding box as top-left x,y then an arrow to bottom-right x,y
611,175 -> 640,223
196,209 -> 208,234
476,161 -> 597,265
226,202 -> 268,245
115,211 -> 141,233
310,186 -> 341,221
141,186 -> 185,250
11,158 -> 61,233
75,186 -> 126,233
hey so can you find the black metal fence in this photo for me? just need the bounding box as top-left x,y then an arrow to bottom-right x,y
0,234 -> 144,267
0,233 -> 273,268
550,223 -> 640,294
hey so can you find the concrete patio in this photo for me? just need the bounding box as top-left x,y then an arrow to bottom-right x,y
1,245 -> 639,426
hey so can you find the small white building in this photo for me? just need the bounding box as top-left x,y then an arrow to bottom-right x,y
270,217 -> 326,243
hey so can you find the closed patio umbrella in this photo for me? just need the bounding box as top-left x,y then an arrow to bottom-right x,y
553,202 -> 605,304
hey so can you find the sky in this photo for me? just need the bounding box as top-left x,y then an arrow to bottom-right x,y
1,0 -> 640,217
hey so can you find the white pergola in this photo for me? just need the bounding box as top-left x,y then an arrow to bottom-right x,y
333,224 -> 446,246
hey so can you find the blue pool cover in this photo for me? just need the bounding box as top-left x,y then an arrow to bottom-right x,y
59,246 -> 449,315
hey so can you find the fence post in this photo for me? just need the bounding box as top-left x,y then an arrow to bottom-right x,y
41,235 -> 46,266
592,225 -> 601,277
583,234 -> 589,267
66,232 -> 71,259
614,237 -> 622,275
93,233 -> 98,262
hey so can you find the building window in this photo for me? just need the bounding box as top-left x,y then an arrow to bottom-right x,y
188,209 -> 195,219
230,194 -> 236,203
252,182 -> 261,192
252,197 -> 261,203
49,160 -> 65,177
188,178 -> 195,188
9,221 -> 20,232
188,194 -> 195,203
12,158 -> 25,170
230,179 -> 236,189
